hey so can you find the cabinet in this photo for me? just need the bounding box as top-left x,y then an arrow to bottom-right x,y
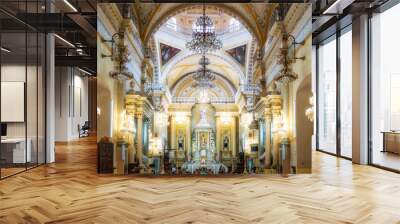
98,142 -> 113,173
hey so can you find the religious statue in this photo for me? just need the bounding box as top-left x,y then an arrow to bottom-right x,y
177,131 -> 184,151
196,109 -> 211,129
200,133 -> 207,148
223,135 -> 229,151
200,109 -> 206,119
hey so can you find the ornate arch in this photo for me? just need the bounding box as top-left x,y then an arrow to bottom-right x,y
142,4 -> 262,47
170,71 -> 237,97
161,51 -> 245,85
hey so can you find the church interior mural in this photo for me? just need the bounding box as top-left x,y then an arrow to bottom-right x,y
97,3 -> 312,176
226,45 -> 247,66
160,43 -> 181,65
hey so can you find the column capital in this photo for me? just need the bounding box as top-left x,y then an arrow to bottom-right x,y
264,107 -> 272,121
125,94 -> 136,115
271,105 -> 281,117
266,93 -> 282,118
135,110 -> 144,119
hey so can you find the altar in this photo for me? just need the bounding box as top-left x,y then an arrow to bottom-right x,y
182,107 -> 228,174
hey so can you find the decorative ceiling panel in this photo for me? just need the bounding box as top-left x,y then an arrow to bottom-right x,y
160,43 -> 181,66
226,45 -> 247,66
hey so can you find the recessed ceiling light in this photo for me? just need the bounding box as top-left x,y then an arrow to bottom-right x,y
54,34 -> 75,48
323,0 -> 354,15
78,67 -> 93,76
1,47 -> 11,53
63,0 -> 78,12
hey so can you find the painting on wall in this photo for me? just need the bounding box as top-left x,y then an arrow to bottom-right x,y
160,43 -> 181,66
226,44 -> 246,66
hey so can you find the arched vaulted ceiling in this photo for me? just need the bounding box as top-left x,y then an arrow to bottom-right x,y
163,53 -> 243,98
164,53 -> 245,88
171,72 -> 236,98
132,3 -> 276,47
129,3 -> 275,99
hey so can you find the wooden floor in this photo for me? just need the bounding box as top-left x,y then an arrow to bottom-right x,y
1,136 -> 400,224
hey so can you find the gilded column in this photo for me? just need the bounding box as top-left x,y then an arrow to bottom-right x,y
135,98 -> 144,173
264,105 -> 272,169
270,95 -> 282,170
216,116 -> 221,161
186,115 -> 191,160
125,93 -> 136,163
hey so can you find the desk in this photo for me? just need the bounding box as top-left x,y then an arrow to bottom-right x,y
382,131 -> 400,154
1,138 -> 32,164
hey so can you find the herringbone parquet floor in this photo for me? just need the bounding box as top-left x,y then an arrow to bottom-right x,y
1,136 -> 400,224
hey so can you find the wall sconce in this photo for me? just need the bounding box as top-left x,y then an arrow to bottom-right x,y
305,96 -> 314,122
101,32 -> 122,59
102,30 -> 133,80
286,34 -> 305,61
274,17 -> 305,85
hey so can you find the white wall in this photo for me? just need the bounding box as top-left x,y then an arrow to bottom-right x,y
1,63 -> 46,164
1,65 -> 40,138
54,67 -> 89,141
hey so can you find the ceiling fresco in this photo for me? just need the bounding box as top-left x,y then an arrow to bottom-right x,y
226,44 -> 247,66
160,43 -> 181,66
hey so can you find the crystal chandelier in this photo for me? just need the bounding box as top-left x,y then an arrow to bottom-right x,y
192,55 -> 215,89
185,5 -> 222,53
275,67 -> 298,85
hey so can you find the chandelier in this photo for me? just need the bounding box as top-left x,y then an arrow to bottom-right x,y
185,5 -> 222,53
192,55 -> 215,89
275,66 -> 298,85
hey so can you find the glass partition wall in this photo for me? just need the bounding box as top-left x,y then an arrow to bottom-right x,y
339,28 -> 352,159
0,1 -> 46,179
316,26 -> 352,159
370,3 -> 400,171
317,35 -> 337,155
